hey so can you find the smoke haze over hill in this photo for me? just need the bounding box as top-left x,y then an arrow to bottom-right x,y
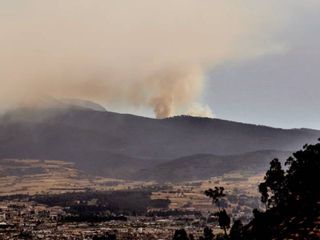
0,0 -> 287,118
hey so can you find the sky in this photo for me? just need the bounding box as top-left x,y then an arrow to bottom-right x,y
0,1 -> 319,129
204,2 -> 320,129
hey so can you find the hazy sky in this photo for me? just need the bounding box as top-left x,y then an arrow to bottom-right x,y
0,1 -> 319,129
205,2 -> 320,129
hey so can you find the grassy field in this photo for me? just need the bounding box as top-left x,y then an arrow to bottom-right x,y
0,159 -> 153,195
0,159 -> 265,221
151,171 -> 264,215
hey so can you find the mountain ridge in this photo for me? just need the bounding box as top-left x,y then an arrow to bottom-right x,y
0,104 -> 319,182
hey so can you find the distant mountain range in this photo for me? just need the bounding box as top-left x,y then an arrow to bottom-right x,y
0,100 -> 318,182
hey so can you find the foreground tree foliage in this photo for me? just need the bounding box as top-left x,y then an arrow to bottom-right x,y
243,140 -> 320,239
173,229 -> 190,240
172,140 -> 320,240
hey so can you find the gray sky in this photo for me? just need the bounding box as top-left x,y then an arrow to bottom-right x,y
0,1 -> 319,129
204,2 -> 320,129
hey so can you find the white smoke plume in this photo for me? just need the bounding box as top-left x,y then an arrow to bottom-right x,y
187,104 -> 214,118
0,0 -> 284,118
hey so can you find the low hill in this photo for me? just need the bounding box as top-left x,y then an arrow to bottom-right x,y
133,150 -> 290,182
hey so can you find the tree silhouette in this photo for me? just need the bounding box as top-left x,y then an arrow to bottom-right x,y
93,233 -> 117,240
258,182 -> 268,208
205,187 -> 226,211
258,158 -> 285,208
203,226 -> 215,240
205,187 -> 230,238
173,229 -> 189,240
229,220 -> 243,240
243,140 -> 320,239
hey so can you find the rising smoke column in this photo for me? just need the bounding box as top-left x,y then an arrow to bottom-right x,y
0,0 -> 285,118
146,67 -> 203,118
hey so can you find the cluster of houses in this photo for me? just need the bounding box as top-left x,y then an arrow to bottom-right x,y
0,186 -> 260,240
0,200 -> 212,239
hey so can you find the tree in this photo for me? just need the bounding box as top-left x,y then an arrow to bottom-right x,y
258,158 -> 285,208
203,226 -> 214,240
188,234 -> 195,240
258,182 -> 268,208
285,142 -> 320,207
243,140 -> 320,239
205,187 -> 226,211
205,187 -> 230,238
216,210 -> 231,237
229,220 -> 243,240
172,229 -> 189,240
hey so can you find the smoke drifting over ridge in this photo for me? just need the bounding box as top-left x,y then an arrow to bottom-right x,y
0,0 -> 283,118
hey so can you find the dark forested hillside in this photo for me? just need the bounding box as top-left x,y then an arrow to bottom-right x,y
0,104 -> 319,181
